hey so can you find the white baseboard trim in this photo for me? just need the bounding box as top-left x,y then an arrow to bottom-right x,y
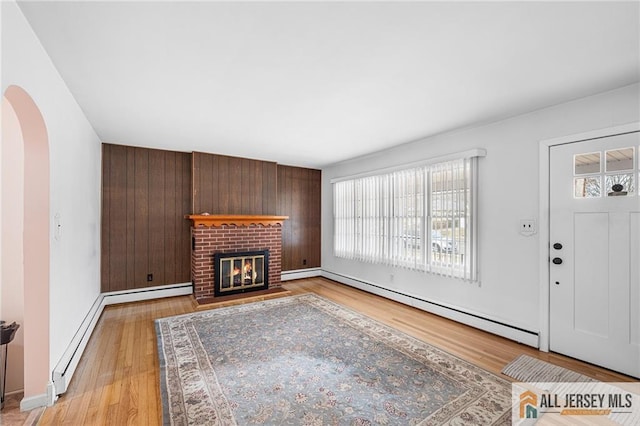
20,381 -> 55,411
102,282 -> 193,306
20,393 -> 47,411
281,268 -> 322,281
52,293 -> 105,396
52,283 -> 192,396
321,270 -> 539,348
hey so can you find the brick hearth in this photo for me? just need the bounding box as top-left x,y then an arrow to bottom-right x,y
187,215 -> 287,303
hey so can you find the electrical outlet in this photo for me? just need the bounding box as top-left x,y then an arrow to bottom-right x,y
519,219 -> 536,236
147,273 -> 153,282
303,259 -> 307,265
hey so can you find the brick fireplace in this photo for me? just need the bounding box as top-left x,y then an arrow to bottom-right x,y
187,215 -> 288,304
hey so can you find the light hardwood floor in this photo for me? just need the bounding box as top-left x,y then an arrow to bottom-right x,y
38,277 -> 634,425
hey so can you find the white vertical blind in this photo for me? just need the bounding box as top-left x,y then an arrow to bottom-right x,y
333,155 -> 480,282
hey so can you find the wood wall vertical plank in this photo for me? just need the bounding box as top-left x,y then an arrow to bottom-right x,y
252,159 -> 260,213
164,151 -> 177,284
217,155 -> 229,214
200,152 -> 214,214
263,162 -> 276,215
291,167 -> 303,268
307,169 -> 316,266
191,152 -> 200,213
108,145 -> 128,291
284,165 -> 294,270
174,151 -> 185,282
277,165 -> 290,270
310,169 -> 322,266
180,153 -> 192,282
247,160 -> 256,213
276,165 -> 285,269
240,159 -> 252,214
134,147 -> 150,288
228,156 -> 242,214
302,168 -> 311,269
253,159 -> 261,213
148,150 -> 166,286
262,162 -> 269,215
101,145 -> 111,292
125,147 -> 136,288
210,154 -> 219,214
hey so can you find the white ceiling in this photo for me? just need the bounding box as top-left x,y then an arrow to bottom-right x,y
17,1 -> 640,168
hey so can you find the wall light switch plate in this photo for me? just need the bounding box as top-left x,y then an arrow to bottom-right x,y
519,219 -> 536,236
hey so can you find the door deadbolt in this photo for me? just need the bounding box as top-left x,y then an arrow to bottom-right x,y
552,257 -> 563,265
553,243 -> 563,250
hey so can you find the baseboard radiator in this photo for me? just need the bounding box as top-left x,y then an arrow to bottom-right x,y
321,270 -> 539,348
52,283 -> 192,396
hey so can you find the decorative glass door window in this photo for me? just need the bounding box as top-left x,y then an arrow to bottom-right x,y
574,152 -> 601,198
573,147 -> 636,198
605,147 -> 635,196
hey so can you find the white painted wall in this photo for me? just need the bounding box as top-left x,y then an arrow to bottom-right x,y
0,0 -> 3,329
322,83 -> 640,337
1,0 -> 102,376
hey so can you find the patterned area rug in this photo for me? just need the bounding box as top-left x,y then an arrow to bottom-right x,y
156,294 -> 511,425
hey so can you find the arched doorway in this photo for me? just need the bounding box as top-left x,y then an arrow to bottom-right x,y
1,85 -> 50,405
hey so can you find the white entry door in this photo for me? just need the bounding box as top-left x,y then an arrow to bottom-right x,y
550,131 -> 640,378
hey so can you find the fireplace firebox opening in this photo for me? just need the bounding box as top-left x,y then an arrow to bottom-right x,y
214,250 -> 269,297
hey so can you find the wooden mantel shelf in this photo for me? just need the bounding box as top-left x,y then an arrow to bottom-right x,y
186,214 -> 289,227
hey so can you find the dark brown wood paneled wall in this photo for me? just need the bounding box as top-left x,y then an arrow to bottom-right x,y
102,146 -> 320,290
101,144 -> 191,292
192,152 -> 277,215
277,165 -> 321,271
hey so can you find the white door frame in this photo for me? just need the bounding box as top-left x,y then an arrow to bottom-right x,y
537,121 -> 640,352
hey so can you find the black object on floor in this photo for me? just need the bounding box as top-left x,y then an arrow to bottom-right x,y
0,321 -> 20,410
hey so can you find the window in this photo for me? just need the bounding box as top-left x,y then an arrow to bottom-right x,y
573,147 -> 636,198
333,150 -> 484,282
